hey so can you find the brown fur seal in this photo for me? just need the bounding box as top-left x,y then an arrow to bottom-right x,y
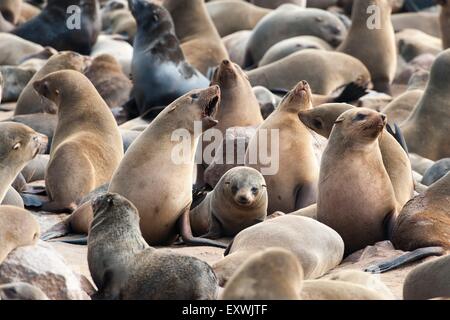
299,103 -> 414,210
0,0 -> 22,24
88,193 -> 218,300
316,108 -> 397,255
0,65 -> 35,103
14,51 -> 89,116
127,0 -> 209,118
381,89 -> 423,126
222,247 -> 391,300
392,12 -> 441,37
396,29 -> 442,62
33,70 -> 124,212
0,282 -> 48,300
338,0 -> 396,94
213,215 -> 344,285
206,0 -> 270,37
391,172 -> 450,252
439,0 -> 450,49
12,0 -> 101,55
0,122 -> 47,204
91,34 -> 133,77
0,206 -> 40,264
247,49 -> 371,95
246,81 -> 319,214
163,0 -> 229,75
109,86 -> 226,248
403,254 -> 450,300
190,166 -> 267,238
84,54 -> 132,110
0,33 -> 43,65
258,35 -> 333,67
243,5 -> 346,67
401,49 -> 450,160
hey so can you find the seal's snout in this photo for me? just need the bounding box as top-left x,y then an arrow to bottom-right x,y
34,133 -> 48,156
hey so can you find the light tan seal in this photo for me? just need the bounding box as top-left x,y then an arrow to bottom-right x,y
14,51 -> 89,116
401,49 -> 450,160
0,33 -> 43,65
0,122 -> 47,204
0,0 -> 22,24
338,0 -> 396,94
403,254 -> 450,300
33,70 -> 124,212
317,108 -> 397,255
0,282 -> 48,300
88,192 -> 218,300
299,103 -> 414,210
163,0 -> 229,75
245,81 -> 319,214
0,205 -> 40,264
109,86 -> 226,248
190,166 -> 268,238
213,215 -> 344,285
221,247 -> 389,300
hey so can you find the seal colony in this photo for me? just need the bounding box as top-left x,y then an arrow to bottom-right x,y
0,0 -> 449,301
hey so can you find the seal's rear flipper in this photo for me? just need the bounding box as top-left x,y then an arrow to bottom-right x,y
364,246 -> 445,273
21,185 -> 46,195
386,123 -> 409,153
178,205 -> 228,249
333,82 -> 368,103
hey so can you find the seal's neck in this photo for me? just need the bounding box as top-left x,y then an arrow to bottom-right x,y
0,168 -> 20,204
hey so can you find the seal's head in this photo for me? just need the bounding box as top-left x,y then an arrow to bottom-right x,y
279,80 -> 312,112
211,60 -> 248,89
92,192 -> 139,224
333,108 -> 387,143
129,0 -> 172,31
0,122 -> 48,166
223,167 -> 267,209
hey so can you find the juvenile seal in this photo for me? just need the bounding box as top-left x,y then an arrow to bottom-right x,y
84,54 -> 132,110
88,193 -> 218,300
247,49 -> 371,95
338,0 -> 396,93
14,51 -> 88,116
317,108 -> 397,255
0,122 -> 47,204
109,86 -> 226,247
190,167 -> 268,238
128,0 -> 209,118
245,81 -> 319,214
0,205 -> 40,264
33,70 -> 124,212
401,49 -> 450,160
244,5 -> 346,67
213,215 -> 344,285
163,0 -> 229,75
299,103 -> 414,210
403,254 -> 450,300
12,0 -> 101,55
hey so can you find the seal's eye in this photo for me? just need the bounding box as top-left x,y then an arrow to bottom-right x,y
12,142 -> 21,150
191,93 -> 199,100
251,187 -> 258,194
354,114 -> 367,121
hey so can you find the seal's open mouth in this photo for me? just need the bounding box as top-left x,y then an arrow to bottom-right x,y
203,95 -> 219,120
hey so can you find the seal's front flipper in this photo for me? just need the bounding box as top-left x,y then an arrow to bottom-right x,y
178,204 -> 227,249
364,246 -> 445,273
386,123 -> 409,153
333,82 -> 368,103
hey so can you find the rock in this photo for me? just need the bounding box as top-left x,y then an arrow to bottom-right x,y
0,240 -> 90,300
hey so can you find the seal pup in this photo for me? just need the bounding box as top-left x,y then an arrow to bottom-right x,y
245,81 -> 319,214
401,49 -> 450,160
33,70 -> 124,213
0,122 -> 47,204
163,0 -> 229,75
317,108 -> 397,255
0,205 -> 40,264
88,193 -> 218,300
14,51 -> 88,116
109,86 -> 227,248
403,254 -> 450,300
213,215 -> 344,285
0,282 -> 48,300
12,0 -> 101,55
190,167 -> 268,238
337,0 -> 396,94
243,5 -> 346,67
299,103 -> 414,210
127,0 -> 209,118
84,54 -> 132,110
247,49 -> 371,95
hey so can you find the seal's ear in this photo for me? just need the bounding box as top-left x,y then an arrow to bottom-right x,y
334,114 -> 345,124
167,103 -> 180,113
